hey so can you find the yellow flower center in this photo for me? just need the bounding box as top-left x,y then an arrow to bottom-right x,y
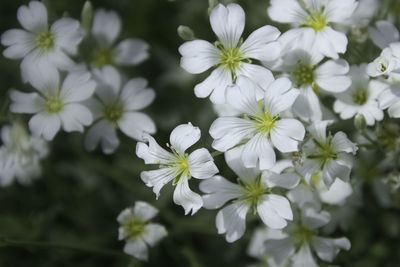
306,12 -> 327,31
123,216 -> 147,240
35,31 -> 55,51
352,89 -> 368,105
92,47 -> 114,68
45,96 -> 63,113
104,104 -> 123,123
292,62 -> 316,87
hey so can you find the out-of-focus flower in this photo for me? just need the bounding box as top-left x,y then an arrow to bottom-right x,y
210,76 -> 304,170
89,9 -> 149,69
179,3 -> 280,104
334,64 -> 385,125
267,0 -> 358,59
266,48 -> 351,122
10,65 -> 95,141
257,206 -> 351,267
117,201 -> 167,261
0,122 -> 48,186
136,123 -> 218,215
84,66 -> 155,154
370,20 -> 400,49
1,1 -> 84,81
297,121 -> 357,188
200,147 -> 297,242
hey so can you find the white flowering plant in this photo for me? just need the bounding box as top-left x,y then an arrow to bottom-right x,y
0,0 -> 400,266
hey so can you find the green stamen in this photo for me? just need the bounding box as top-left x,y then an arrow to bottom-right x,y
45,96 -> 63,113
35,31 -> 55,51
306,12 -> 327,31
352,89 -> 368,105
292,62 -> 315,87
104,104 -> 123,123
293,225 -> 314,244
307,137 -> 338,168
123,215 -> 147,240
240,176 -> 268,207
92,48 -> 114,68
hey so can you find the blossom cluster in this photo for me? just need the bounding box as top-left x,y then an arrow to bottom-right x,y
2,0 -> 400,265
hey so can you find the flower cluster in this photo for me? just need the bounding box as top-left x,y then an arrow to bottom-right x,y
2,0 -> 400,265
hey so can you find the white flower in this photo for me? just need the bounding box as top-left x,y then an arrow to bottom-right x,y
267,0 -> 358,59
267,48 -> 351,122
136,123 -> 218,215
209,76 -> 305,170
334,64 -> 385,125
84,66 -> 156,154
378,76 -> 400,118
117,201 -> 167,261
0,122 -> 48,186
89,9 -> 149,69
261,206 -> 351,267
1,1 -> 84,81
366,46 -> 400,77
10,65 -> 95,141
298,121 -> 357,188
369,20 -> 399,49
200,147 -> 297,243
179,3 -> 280,104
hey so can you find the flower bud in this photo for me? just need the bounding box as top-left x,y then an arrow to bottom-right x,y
354,113 -> 366,131
81,1 -> 93,33
177,25 -> 195,41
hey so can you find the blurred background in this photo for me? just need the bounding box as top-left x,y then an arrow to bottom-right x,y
0,0 -> 400,266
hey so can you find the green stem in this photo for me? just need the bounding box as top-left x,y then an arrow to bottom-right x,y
210,150 -> 224,157
0,236 -> 128,259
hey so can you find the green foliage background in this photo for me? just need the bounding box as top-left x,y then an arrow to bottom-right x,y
0,0 -> 400,266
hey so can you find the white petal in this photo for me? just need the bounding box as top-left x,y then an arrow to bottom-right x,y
133,201 -> 159,221
322,159 -> 351,187
46,48 -> 76,70
370,20 -> 400,49
293,86 -> 322,121
60,72 -> 95,102
315,59 -> 351,93
267,0 -> 308,23
210,117 -> 253,152
199,175 -> 241,209
257,195 -> 288,229
271,119 -> 305,153
29,112 -> 61,141
84,120 -> 119,154
92,9 -> 121,46
279,28 -> 317,56
216,202 -> 250,243
114,38 -> 149,66
59,103 -> 93,132
315,27 -> 347,59
301,207 -> 331,230
1,29 -> 34,59
51,18 -> 83,55
136,133 -> 173,165
224,145 -> 259,184
226,76 -> 260,114
242,134 -> 276,170
17,1 -> 48,32
25,62 -> 60,95
9,90 -> 44,113
179,40 -> 219,74
118,112 -> 156,141
142,223 -> 167,247
169,123 -> 200,154
173,178 -> 203,215
291,245 -> 318,267
332,132 -> 357,154
187,148 -> 218,179
141,168 -> 176,198
194,67 -> 232,104
235,63 -> 274,92
120,78 -> 155,111
264,78 -> 299,115
311,236 -> 351,262
325,0 -> 358,23
241,25 -> 281,62
264,237 -> 295,265
123,239 -> 148,261
263,172 -> 300,189
287,184 -> 318,209
318,178 -> 353,205
210,3 -> 245,48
